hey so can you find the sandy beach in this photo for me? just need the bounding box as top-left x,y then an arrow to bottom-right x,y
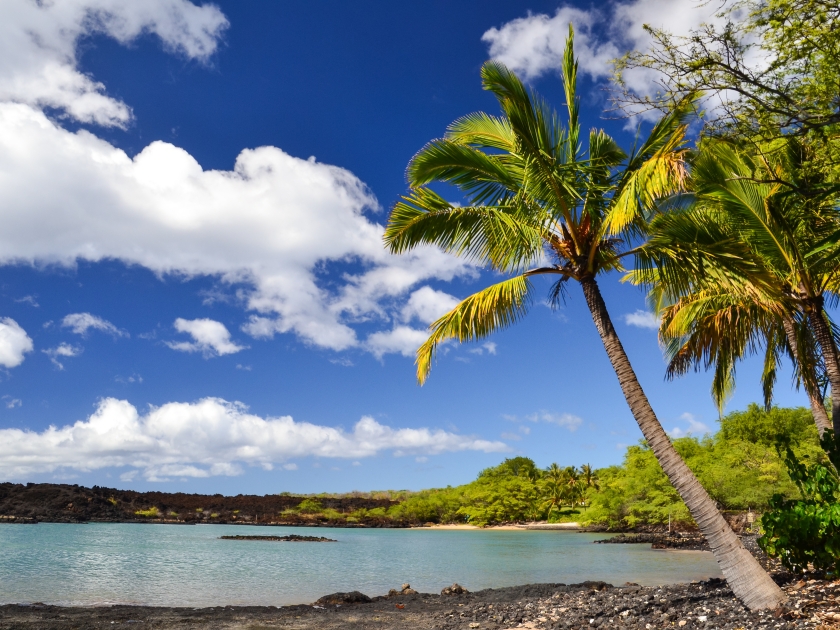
412,522 -> 582,531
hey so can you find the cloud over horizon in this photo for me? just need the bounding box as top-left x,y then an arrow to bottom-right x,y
0,397 -> 509,481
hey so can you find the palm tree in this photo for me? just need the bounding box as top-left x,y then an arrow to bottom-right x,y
540,478 -> 567,519
639,138 -> 840,437
564,466 -> 582,507
384,28 -> 785,609
580,464 -> 600,509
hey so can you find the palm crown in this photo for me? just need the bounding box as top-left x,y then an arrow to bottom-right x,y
637,138 -> 840,435
384,26 -> 690,382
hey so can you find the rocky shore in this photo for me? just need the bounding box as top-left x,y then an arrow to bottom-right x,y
0,482 -> 404,527
0,536 -> 831,630
3,575 -> 838,630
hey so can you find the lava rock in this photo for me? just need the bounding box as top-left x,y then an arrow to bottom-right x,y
312,591 -> 372,606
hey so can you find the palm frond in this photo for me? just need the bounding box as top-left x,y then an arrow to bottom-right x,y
384,187 -> 547,272
416,275 -> 534,384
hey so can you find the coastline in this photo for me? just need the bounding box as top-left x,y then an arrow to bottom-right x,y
411,522 -> 582,530
2,576 -> 833,629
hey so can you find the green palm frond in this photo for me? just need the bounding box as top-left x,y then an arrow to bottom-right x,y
407,138 -> 521,205
416,275 -> 534,384
606,107 -> 691,235
447,112 -> 517,152
385,188 -> 547,272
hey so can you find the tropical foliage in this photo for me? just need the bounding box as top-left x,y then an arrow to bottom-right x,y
636,137 -> 840,436
385,25 -> 786,608
759,432 -> 840,574
585,404 -> 823,528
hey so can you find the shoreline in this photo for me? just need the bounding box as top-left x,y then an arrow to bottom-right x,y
2,576 -> 832,629
411,522 -> 582,530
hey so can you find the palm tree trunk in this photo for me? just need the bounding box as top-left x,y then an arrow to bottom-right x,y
781,315 -> 832,436
807,304 -> 840,438
580,276 -> 785,610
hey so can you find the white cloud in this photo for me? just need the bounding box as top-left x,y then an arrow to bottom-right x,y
2,396 -> 22,409
14,295 -> 38,307
366,325 -> 429,359
43,342 -> 82,369
0,0 -> 228,127
528,411 -> 583,431
62,312 -> 127,337
0,397 -> 509,480
668,412 -> 710,438
623,310 -> 659,330
482,7 -> 620,82
0,1 -> 474,358
482,1 -> 725,118
0,318 -> 33,368
167,318 -> 246,357
469,341 -> 498,356
400,286 -> 460,324
507,410 -> 583,431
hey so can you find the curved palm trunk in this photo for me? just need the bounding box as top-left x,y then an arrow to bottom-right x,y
580,277 -> 785,611
781,315 -> 832,436
807,305 -> 840,438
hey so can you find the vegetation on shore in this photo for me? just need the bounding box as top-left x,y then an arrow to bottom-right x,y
260,403 -> 824,530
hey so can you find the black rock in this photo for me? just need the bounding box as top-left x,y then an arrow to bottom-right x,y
313,591 -> 372,606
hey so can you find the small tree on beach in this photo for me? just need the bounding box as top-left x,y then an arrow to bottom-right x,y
384,27 -> 785,609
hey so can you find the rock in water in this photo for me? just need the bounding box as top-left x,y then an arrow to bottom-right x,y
219,535 -> 336,542
313,591 -> 372,606
441,583 -> 469,595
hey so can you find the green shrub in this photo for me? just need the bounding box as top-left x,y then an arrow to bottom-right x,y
296,498 -> 323,514
134,507 -> 159,518
759,433 -> 840,574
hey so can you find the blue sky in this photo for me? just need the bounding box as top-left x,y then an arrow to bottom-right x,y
0,0 -> 811,494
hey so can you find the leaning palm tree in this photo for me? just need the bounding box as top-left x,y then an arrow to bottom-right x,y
384,28 -> 785,609
639,138 -> 840,437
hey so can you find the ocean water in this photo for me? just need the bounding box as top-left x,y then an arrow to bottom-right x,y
0,523 -> 722,606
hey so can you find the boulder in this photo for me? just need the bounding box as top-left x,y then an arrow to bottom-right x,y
441,583 -> 469,596
313,591 -> 372,606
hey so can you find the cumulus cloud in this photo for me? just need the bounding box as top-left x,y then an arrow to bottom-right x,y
483,7 -> 620,82
0,0 -> 228,127
0,318 -> 33,368
669,412 -> 710,438
62,312 -> 127,337
0,397 -> 509,480
43,343 -> 82,369
401,287 -> 460,324
366,325 -> 429,359
167,318 -> 246,357
623,310 -> 659,330
0,1 -> 473,358
482,1 -> 724,115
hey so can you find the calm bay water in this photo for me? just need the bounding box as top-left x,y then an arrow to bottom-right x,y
0,523 -> 722,606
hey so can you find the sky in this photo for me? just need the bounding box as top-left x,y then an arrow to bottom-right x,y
0,0 -> 814,494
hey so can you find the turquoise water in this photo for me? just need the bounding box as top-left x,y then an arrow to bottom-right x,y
0,524 -> 722,606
